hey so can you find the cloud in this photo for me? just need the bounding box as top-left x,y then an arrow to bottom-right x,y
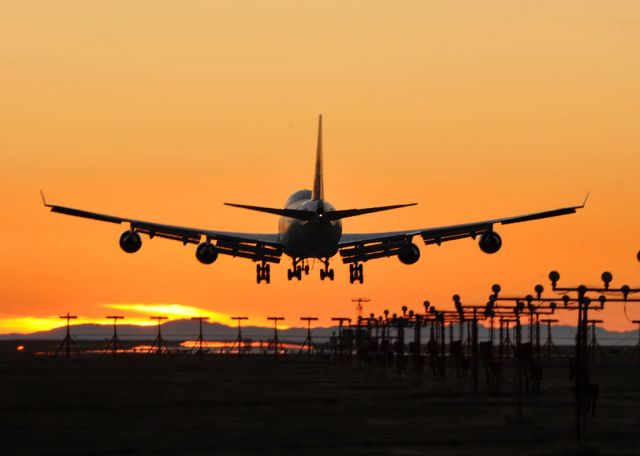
102,303 -> 234,324
0,303 -> 288,335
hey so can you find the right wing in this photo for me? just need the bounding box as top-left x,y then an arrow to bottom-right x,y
338,197 -> 587,263
42,193 -> 284,263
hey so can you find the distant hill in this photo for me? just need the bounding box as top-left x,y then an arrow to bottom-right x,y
0,320 -> 338,343
1,319 -> 638,346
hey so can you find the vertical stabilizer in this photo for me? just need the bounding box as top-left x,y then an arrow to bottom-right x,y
312,115 -> 324,201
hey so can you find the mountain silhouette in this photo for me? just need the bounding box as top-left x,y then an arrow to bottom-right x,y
1,319 -> 638,346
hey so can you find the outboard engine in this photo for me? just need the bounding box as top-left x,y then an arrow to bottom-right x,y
479,232 -> 502,254
119,230 -> 142,253
398,242 -> 420,265
196,242 -> 218,264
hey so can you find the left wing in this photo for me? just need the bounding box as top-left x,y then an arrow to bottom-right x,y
42,193 -> 283,263
338,197 -> 587,264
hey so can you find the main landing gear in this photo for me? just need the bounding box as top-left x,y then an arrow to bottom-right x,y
287,258 -> 309,281
349,263 -> 364,284
319,258 -> 334,281
256,262 -> 270,284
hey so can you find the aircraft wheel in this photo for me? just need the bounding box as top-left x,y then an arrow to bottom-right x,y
304,264 -> 310,275
328,269 -> 334,281
320,270 -> 326,280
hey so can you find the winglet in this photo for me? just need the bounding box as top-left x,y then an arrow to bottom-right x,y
581,191 -> 590,207
40,190 -> 49,207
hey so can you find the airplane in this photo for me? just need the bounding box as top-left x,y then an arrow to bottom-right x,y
42,115 -> 587,284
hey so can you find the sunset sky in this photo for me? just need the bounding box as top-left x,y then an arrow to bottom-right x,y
1,1 -> 639,333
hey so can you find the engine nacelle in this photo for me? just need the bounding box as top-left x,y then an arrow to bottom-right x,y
398,242 -> 420,265
196,242 -> 218,264
479,232 -> 502,254
119,230 -> 142,253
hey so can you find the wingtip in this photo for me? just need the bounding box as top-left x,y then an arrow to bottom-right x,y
40,190 -> 48,207
582,191 -> 590,207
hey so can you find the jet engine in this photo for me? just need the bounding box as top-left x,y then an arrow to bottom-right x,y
196,242 -> 218,264
479,232 -> 502,254
398,242 -> 420,265
119,230 -> 142,253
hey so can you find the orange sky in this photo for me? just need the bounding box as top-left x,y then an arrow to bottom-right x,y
1,1 -> 640,333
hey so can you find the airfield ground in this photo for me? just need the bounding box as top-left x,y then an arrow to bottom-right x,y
1,341 -> 639,455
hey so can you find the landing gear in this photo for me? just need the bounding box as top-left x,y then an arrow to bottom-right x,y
319,258 -> 334,281
256,262 -> 270,284
288,258 -> 304,281
349,263 -> 364,284
287,267 -> 302,280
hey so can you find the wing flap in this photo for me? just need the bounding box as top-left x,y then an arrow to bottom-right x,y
340,239 -> 406,263
216,238 -> 283,263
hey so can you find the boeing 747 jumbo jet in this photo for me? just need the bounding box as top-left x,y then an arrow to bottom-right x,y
43,116 -> 586,284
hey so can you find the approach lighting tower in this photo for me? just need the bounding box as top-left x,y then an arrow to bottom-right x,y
104,315 -> 125,357
298,317 -> 318,358
267,317 -> 285,359
149,316 -> 169,356
230,316 -> 249,357
352,298 -> 371,320
191,316 -> 209,357
55,312 -> 79,359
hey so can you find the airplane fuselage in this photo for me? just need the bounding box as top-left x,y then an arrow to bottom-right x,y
278,189 -> 342,259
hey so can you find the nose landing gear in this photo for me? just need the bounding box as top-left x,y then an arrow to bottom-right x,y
287,258 -> 307,281
319,258 -> 334,281
287,267 -> 302,280
256,262 -> 270,284
349,263 -> 364,284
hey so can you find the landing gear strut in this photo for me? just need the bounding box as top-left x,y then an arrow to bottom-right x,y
319,258 -> 334,281
256,262 -> 270,284
349,263 -> 364,284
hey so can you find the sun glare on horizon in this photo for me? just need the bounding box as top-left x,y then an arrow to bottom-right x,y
0,303 -> 289,334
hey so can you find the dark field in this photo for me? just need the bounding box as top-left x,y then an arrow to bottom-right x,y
2,341 -> 640,455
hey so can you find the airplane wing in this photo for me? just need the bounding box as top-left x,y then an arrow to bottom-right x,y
41,193 -> 284,263
338,196 -> 587,264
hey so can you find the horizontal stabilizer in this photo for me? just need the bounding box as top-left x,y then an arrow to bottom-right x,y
225,202 -> 417,221
224,203 -> 315,221
323,203 -> 417,221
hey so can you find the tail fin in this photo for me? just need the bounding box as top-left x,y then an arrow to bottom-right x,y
312,114 -> 324,201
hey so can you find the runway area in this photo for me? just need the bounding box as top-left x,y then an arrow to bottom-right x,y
2,342 -> 639,455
